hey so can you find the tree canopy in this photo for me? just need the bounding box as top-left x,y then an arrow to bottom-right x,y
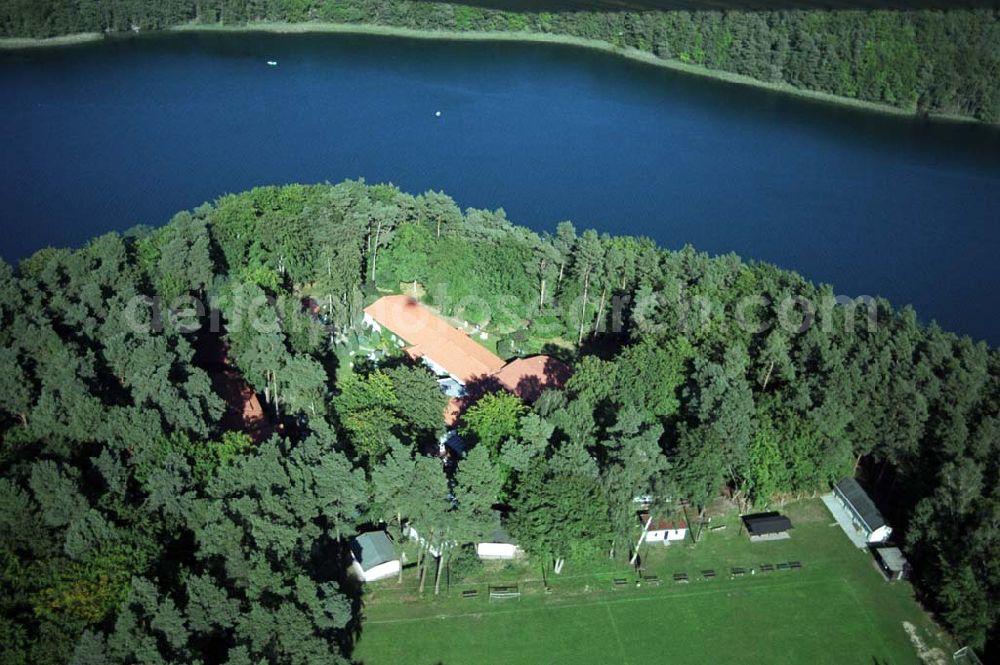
0,180 -> 997,662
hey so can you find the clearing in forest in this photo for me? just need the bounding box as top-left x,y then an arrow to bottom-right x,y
355,499 -> 951,665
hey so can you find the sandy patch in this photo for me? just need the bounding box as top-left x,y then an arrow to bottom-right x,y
903,621 -> 947,665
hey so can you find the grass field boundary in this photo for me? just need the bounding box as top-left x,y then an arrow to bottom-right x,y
602,600 -> 632,665
840,575 -> 895,659
369,553 -> 850,598
365,576 -> 833,625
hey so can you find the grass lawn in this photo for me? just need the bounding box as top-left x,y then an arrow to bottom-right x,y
354,499 -> 952,665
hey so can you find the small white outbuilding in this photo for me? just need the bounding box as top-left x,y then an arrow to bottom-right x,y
640,514 -> 688,544
476,516 -> 523,560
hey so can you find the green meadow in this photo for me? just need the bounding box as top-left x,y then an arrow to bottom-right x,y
355,500 -> 951,665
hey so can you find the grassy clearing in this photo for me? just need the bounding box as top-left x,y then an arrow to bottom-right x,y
355,500 -> 952,664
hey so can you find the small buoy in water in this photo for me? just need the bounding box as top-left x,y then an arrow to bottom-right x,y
435,111 -> 441,117
266,60 -> 278,66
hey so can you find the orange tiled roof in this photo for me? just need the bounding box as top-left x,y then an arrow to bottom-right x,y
493,355 -> 571,402
364,295 -> 505,384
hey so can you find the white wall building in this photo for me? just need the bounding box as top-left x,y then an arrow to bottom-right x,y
362,311 -> 381,332
476,524 -> 523,560
641,515 -> 688,543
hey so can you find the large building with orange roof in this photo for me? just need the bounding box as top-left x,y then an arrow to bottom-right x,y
363,295 -> 506,384
363,295 -> 572,428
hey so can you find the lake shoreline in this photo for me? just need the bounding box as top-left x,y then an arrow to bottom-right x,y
2,22 -> 977,125
0,32 -> 103,49
175,22 -> 973,123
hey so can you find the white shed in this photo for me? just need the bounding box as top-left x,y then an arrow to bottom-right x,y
476,517 -> 522,560
476,541 -> 522,560
640,514 -> 688,543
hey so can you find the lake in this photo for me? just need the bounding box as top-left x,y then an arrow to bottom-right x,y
1,31 -> 998,343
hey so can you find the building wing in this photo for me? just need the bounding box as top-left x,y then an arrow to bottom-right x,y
363,295 -> 505,383
833,477 -> 887,532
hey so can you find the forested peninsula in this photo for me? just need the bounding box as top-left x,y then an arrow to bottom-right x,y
1,1 -> 998,122
0,180 -> 997,663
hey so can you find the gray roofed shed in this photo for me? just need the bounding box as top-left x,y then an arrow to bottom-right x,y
351,531 -> 397,569
877,547 -> 907,571
873,546 -> 909,580
833,477 -> 886,532
742,512 -> 793,536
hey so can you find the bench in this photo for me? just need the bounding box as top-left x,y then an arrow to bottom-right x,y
789,561 -> 802,569
673,572 -> 689,583
641,575 -> 661,586
701,569 -> 716,579
489,585 -> 521,602
760,564 -> 774,573
461,589 -> 479,598
776,562 -> 790,571
731,567 -> 746,577
613,578 -> 629,587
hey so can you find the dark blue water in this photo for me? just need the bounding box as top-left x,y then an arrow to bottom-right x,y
2,32 -> 999,343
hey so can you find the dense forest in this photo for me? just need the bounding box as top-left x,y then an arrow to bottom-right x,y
0,180 -> 996,663
1,1 -> 998,121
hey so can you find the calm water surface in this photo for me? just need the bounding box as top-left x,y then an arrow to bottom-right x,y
1,32 -> 998,343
